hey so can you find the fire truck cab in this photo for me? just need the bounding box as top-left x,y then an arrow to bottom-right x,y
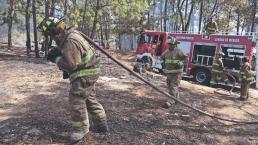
136,30 -> 256,85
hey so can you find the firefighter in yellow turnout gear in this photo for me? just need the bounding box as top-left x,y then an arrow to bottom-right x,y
239,57 -> 254,100
38,17 -> 108,143
211,52 -> 228,85
205,17 -> 218,35
161,37 -> 187,108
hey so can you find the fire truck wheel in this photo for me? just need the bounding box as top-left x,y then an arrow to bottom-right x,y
193,68 -> 211,85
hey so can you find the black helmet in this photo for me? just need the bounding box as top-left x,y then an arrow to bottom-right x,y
37,17 -> 65,36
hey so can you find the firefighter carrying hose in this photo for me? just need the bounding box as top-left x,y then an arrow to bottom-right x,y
210,52 -> 229,85
37,17 -> 108,143
239,57 -> 254,100
205,17 -> 218,35
161,37 -> 187,108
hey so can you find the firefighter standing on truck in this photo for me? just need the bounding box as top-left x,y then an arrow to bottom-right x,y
211,52 -> 228,85
161,37 -> 187,108
239,57 -> 254,100
205,17 -> 218,34
37,17 -> 108,143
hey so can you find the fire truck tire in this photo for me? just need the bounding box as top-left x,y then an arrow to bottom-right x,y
193,68 -> 211,85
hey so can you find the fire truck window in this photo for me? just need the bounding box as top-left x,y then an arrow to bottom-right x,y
153,35 -> 159,44
157,35 -> 165,56
147,35 -> 153,43
139,34 -> 148,44
192,45 -> 216,65
221,45 -> 245,70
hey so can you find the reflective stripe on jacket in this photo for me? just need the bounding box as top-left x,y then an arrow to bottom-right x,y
162,59 -> 184,74
163,68 -> 183,74
161,47 -> 186,75
207,27 -> 216,32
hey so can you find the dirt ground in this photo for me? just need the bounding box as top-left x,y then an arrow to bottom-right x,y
1,46 -> 258,145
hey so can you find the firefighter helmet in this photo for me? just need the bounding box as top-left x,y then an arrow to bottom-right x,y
37,17 -> 65,36
168,37 -> 180,45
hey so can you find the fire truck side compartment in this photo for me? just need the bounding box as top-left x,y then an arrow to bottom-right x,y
192,44 -> 216,65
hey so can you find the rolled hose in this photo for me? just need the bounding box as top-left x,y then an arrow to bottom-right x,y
79,32 -> 258,124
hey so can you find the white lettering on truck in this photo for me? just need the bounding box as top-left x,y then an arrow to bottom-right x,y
215,38 -> 240,42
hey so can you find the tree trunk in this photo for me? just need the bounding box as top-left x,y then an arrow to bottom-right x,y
50,0 -> 56,16
147,11 -> 150,30
185,1 -> 194,31
32,0 -> 39,58
250,0 -> 257,33
104,9 -> 110,49
45,0 -> 51,17
48,0 -> 56,48
118,33 -> 121,50
177,0 -> 185,31
198,0 -> 203,33
26,0 -> 31,56
63,0 -> 68,22
43,0 -> 51,56
90,0 -> 100,39
226,9 -> 232,33
81,0 -> 88,33
163,0 -> 168,31
159,0 -> 163,31
236,8 -> 240,35
7,0 -> 15,49
184,0 -> 188,20
100,16 -> 104,48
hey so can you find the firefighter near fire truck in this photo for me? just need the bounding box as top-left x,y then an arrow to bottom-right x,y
205,17 -> 218,35
239,57 -> 254,100
161,37 -> 187,108
37,17 -> 108,143
210,52 -> 229,85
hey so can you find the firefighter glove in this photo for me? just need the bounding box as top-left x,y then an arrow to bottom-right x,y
62,71 -> 69,79
47,47 -> 62,63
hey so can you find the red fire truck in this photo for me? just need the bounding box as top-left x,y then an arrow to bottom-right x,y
135,30 -> 256,85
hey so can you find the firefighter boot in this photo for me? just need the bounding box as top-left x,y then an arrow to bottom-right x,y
238,96 -> 246,101
93,121 -> 109,133
69,130 -> 87,144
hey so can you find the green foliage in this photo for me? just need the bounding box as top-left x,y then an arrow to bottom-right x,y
110,0 -> 150,34
67,4 -> 81,28
81,5 -> 95,31
4,0 -> 258,49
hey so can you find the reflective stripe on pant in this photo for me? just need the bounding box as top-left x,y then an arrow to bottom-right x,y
69,76 -> 107,132
166,73 -> 182,102
240,80 -> 251,99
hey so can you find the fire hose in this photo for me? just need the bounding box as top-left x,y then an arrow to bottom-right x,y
79,32 -> 258,124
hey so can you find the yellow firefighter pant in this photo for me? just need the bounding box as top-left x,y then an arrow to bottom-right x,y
69,76 -> 107,132
240,80 -> 251,99
166,73 -> 182,102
